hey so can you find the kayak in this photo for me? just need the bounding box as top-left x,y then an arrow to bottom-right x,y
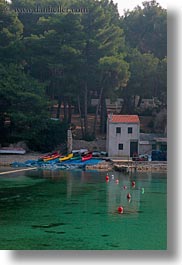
0,147 -> 26,154
39,152 -> 60,162
82,152 -> 92,162
59,153 -> 73,162
43,153 -> 60,162
70,155 -> 81,160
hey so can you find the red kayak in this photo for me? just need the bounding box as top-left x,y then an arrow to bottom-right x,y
39,151 -> 60,162
82,152 -> 92,162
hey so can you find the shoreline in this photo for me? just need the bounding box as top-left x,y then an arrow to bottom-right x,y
0,153 -> 167,172
86,160 -> 167,172
0,152 -> 41,167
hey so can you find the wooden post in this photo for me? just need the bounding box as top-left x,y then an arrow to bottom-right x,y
67,129 -> 72,154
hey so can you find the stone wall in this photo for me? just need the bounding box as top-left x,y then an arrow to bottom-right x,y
72,139 -> 106,151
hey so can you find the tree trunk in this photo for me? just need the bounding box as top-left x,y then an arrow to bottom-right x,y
122,96 -> 133,114
68,98 -> 72,124
133,95 -> 136,109
92,86 -> 103,137
83,82 -> 88,137
56,97 -> 62,119
100,92 -> 107,134
63,97 -> 68,122
77,95 -> 84,138
137,96 -> 142,108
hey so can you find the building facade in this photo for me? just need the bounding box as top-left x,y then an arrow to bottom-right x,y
106,115 -> 140,158
139,133 -> 167,155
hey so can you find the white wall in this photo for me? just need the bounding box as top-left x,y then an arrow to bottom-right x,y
107,122 -> 140,157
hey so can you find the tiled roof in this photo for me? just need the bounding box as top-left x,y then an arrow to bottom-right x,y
108,114 -> 140,123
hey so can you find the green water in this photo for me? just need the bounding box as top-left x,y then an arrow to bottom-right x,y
0,169 -> 167,250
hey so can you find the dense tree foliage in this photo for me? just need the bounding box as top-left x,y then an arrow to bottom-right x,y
0,0 -> 167,149
121,0 -> 167,59
121,48 -> 159,113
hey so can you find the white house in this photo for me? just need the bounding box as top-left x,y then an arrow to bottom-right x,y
106,114 -> 140,158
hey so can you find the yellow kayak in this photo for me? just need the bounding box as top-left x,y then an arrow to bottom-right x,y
59,153 -> 73,162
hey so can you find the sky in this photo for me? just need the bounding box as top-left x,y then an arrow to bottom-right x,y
112,0 -> 181,15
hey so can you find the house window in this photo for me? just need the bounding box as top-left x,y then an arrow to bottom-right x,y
116,127 -> 121,134
118,143 -> 123,150
128,127 -> 132,134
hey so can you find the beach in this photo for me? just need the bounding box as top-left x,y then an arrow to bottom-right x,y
0,153 -> 41,167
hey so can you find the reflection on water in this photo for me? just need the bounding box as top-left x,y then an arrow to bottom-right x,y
107,178 -> 141,216
0,169 -> 167,250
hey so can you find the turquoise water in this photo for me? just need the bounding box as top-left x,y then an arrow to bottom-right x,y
0,169 -> 167,250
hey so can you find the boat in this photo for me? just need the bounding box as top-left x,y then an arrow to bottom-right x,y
82,152 -> 92,162
40,152 -> 60,162
43,154 -> 60,162
72,149 -> 88,155
70,153 -> 81,160
0,147 -> 26,155
59,153 -> 73,162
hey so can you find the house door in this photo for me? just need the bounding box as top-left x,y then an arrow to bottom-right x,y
130,141 -> 138,157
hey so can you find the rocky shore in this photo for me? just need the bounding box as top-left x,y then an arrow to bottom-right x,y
86,161 -> 113,171
86,160 -> 167,172
112,161 -> 167,173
